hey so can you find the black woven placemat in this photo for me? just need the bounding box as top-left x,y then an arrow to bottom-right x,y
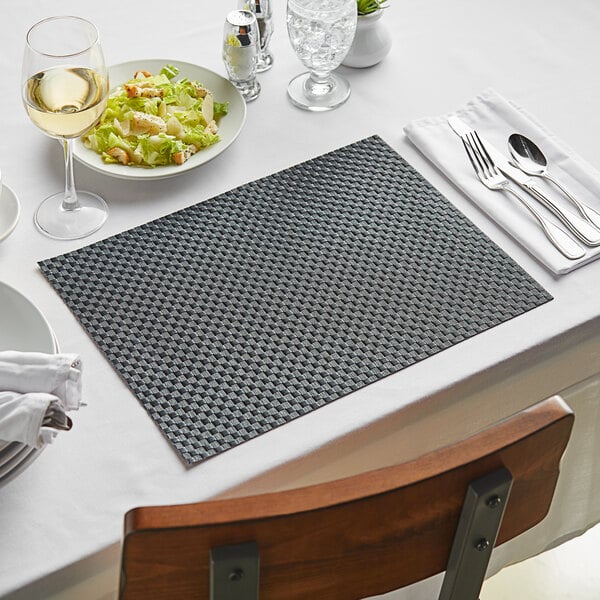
39,136 -> 552,464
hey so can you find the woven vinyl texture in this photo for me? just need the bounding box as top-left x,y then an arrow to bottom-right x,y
39,136 -> 552,464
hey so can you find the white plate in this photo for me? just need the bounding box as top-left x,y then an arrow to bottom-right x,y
0,282 -> 57,483
0,446 -> 36,482
0,184 -> 20,242
0,446 -> 42,487
0,441 -> 26,467
73,59 -> 247,181
0,281 -> 56,353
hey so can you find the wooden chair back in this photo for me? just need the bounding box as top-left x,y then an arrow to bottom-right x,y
120,395 -> 573,600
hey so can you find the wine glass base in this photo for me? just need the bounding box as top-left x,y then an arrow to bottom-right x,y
256,53 -> 274,73
34,191 -> 108,240
287,72 -> 351,112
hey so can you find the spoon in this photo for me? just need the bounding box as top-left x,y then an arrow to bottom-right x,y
508,133 -> 600,230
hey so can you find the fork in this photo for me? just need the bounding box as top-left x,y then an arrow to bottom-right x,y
461,130 -> 585,261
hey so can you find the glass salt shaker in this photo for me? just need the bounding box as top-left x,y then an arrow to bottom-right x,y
238,0 -> 274,72
222,10 -> 261,101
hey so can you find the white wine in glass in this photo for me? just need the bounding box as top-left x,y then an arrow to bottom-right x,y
22,16 -> 109,240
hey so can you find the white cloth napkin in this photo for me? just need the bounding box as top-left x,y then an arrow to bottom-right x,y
404,88 -> 600,275
0,351 -> 83,448
0,392 -> 61,448
0,351 -> 82,410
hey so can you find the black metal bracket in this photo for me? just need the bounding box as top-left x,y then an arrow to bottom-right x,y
438,466 -> 513,600
210,541 -> 260,600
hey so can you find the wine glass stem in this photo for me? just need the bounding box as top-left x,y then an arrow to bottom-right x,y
61,138 -> 80,211
305,70 -> 335,97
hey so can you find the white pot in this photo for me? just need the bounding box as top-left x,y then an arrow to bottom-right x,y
342,10 -> 392,68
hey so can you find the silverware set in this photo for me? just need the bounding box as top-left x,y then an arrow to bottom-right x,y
42,403 -> 73,432
447,116 -> 600,260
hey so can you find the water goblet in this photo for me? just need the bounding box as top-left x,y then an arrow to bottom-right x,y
222,10 -> 261,102
22,16 -> 109,240
286,0 -> 357,111
238,0 -> 274,72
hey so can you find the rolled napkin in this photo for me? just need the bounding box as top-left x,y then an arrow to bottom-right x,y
0,351 -> 82,447
0,351 -> 82,410
0,392 -> 67,448
404,88 -> 600,275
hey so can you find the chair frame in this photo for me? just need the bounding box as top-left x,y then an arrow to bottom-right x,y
120,396 -> 573,600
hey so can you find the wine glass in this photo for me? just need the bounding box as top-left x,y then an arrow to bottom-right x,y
286,0 -> 357,111
22,16 -> 109,240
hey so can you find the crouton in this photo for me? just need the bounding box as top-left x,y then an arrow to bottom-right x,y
107,147 -> 130,165
191,82 -> 208,98
124,84 -> 165,99
172,144 -> 199,165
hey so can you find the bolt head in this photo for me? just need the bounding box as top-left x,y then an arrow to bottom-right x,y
228,568 -> 244,582
486,494 -> 502,508
475,538 -> 490,552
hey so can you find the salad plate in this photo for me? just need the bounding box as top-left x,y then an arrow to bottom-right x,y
73,59 -> 247,181
0,184 -> 20,242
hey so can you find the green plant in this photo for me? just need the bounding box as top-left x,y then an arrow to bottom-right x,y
356,0 -> 388,15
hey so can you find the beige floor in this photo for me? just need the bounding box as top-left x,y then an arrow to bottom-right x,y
481,524 -> 600,599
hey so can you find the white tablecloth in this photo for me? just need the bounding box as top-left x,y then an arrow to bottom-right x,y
1,1 -> 599,598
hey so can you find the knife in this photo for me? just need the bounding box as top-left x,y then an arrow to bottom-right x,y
447,116 -> 600,247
